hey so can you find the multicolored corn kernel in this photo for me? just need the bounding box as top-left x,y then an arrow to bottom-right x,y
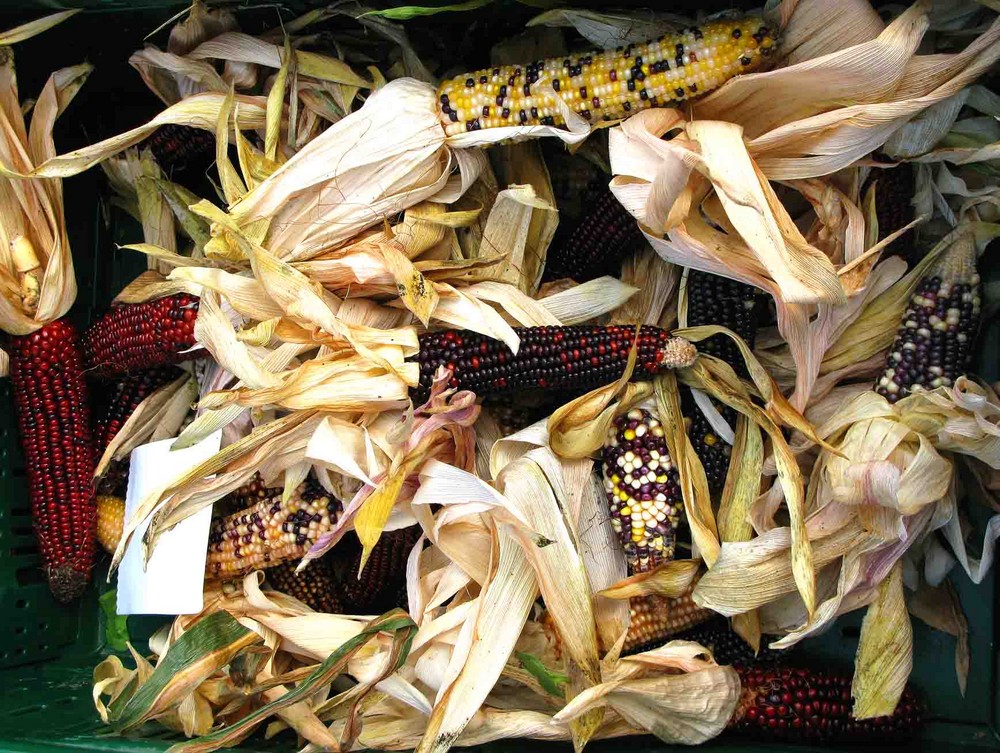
675,619 -> 785,667
7,319 -> 96,602
623,588 -> 714,654
96,494 -> 125,556
863,161 -> 915,263
145,124 -> 216,174
336,525 -> 421,614
543,180 -> 643,283
413,325 -> 698,401
733,666 -> 925,743
437,17 -> 775,135
601,408 -> 683,573
876,237 -> 981,402
94,366 -> 182,453
267,559 -> 345,614
217,473 -> 282,516
686,269 -> 761,372
83,294 -> 201,379
206,478 -> 340,580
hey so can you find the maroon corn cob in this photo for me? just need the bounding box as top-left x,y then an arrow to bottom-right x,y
543,178 -> 644,283
863,161 -> 915,264
336,525 -> 421,614
83,294 -> 201,378
732,666 -> 924,743
145,124 -> 216,175
7,319 -> 97,602
94,366 -> 183,453
413,325 -> 697,401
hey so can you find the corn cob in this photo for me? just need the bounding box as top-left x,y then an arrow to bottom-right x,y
94,366 -> 182,453
206,478 -> 340,580
484,391 -> 571,436
682,394 -> 733,495
686,270 -> 761,372
731,666 -> 924,743
545,148 -> 603,225
863,161 -> 915,263
267,559 -> 345,614
675,619 -> 786,667
7,319 -> 97,602
145,124 -> 216,175
601,407 -> 683,573
623,588 -> 714,654
437,17 -> 775,135
336,525 -> 421,614
83,294 -> 201,379
413,325 -> 697,401
216,473 -> 282,516
96,494 -> 125,556
543,178 -> 643,283
875,235 -> 981,403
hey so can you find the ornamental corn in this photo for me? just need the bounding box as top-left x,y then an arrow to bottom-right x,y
437,17 -> 775,135
875,234 -> 981,402
96,494 -> 125,556
8,319 -> 97,602
336,525 -> 421,614
414,325 -> 697,401
206,478 -> 340,580
83,294 -> 201,378
623,588 -> 714,654
267,559 -> 344,614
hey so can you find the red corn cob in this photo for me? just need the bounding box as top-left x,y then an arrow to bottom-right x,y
543,178 -> 643,283
414,325 -> 697,401
731,666 -> 924,743
145,124 -> 216,175
7,319 -> 96,602
94,366 -> 183,453
83,294 -> 201,378
336,525 -> 421,614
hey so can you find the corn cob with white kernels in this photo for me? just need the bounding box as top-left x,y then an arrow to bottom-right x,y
206,478 -> 341,580
875,234 -> 981,402
437,16 -> 775,135
602,408 -> 684,573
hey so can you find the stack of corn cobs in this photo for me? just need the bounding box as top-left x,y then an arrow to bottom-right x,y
5,1 -> 1000,750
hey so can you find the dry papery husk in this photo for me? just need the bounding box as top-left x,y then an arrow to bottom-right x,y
0,12 -> 91,337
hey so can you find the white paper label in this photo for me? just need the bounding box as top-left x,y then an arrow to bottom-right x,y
117,431 -> 223,615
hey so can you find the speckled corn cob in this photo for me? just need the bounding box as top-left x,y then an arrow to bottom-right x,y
206,479 -> 340,580
216,473 -> 281,516
267,560 -> 344,614
876,235 -> 981,402
337,525 -> 421,614
414,325 -> 698,401
601,408 -> 683,573
623,588 -> 713,654
682,393 -> 733,495
732,667 -> 925,743
437,17 -> 775,135
543,179 -> 643,283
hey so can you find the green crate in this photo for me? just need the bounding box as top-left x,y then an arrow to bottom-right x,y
0,2 -> 997,751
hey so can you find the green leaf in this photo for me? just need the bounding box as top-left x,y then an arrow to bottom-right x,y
361,0 -> 494,21
516,651 -> 568,698
167,609 -> 417,753
111,611 -> 262,732
99,590 -> 130,653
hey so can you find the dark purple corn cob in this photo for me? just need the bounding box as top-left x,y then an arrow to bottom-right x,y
336,525 -> 421,614
601,408 -> 684,573
413,325 -> 697,401
543,178 -> 644,283
863,162 -> 915,263
686,270 -> 761,374
675,619 -> 786,667
94,366 -> 182,453
732,666 -> 925,743
83,294 -> 201,379
875,235 -> 981,402
145,124 -> 216,175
